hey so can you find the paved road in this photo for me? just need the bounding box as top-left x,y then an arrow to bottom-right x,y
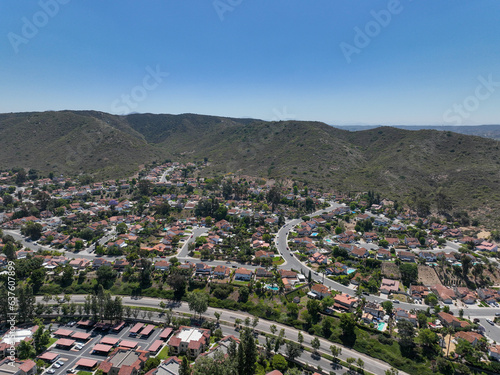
39,295 -> 406,375
159,167 -> 174,183
176,226 -> 209,258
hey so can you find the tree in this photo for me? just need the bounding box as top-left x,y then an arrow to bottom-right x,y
179,356 -> 190,375
399,263 -> 418,287
306,299 -> 321,323
285,341 -> 301,361
3,242 -> 16,261
417,312 -> 427,329
339,313 -> 356,337
461,254 -> 472,279
143,358 -> 161,373
96,265 -> 117,289
252,316 -> 259,331
356,358 -> 364,372
417,329 -> 439,352
297,331 -> 304,345
424,293 -> 438,307
17,339 -> 35,359
214,311 -> 221,325
272,354 -> 288,372
311,337 -> 320,353
21,221 -> 43,241
187,291 -> 209,319
238,329 -> 257,375
385,368 -> 399,375
61,264 -> 74,287
239,286 -> 249,303
330,345 -> 342,362
397,320 -> 415,351
382,301 -> 393,317
167,273 -> 187,300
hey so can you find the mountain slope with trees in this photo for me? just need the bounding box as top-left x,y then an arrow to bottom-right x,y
1,110 -> 500,224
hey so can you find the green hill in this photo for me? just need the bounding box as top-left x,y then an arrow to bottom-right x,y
1,110 -> 500,225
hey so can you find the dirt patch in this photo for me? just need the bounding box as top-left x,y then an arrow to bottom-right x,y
418,265 -> 442,286
382,262 -> 401,279
477,231 -> 491,239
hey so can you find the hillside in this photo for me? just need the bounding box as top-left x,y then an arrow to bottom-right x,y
1,110 -> 500,225
337,124 -> 500,140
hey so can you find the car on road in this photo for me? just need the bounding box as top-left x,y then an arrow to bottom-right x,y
495,313 -> 500,317
393,300 -> 400,304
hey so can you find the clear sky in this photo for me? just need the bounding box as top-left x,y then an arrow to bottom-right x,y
1,0 -> 499,125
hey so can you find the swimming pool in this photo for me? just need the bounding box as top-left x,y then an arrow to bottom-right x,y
377,322 -> 387,331
265,285 -> 279,291
347,268 -> 356,275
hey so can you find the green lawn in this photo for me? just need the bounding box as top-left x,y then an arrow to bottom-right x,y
272,257 -> 285,265
156,345 -> 169,360
48,337 -> 57,347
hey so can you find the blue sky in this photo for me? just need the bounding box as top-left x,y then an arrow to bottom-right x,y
1,0 -> 499,125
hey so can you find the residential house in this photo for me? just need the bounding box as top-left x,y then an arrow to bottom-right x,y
410,285 -> 429,301
431,285 -> 456,304
278,269 -> 298,279
350,247 -> 369,259
0,359 -> 37,375
333,293 -> 357,312
476,241 -> 498,252
380,278 -> 400,294
418,252 -> 436,262
363,232 -> 378,242
254,250 -> 274,259
398,251 -> 416,262
454,331 -> 484,346
195,263 -> 212,276
154,261 -> 170,271
168,327 -> 210,358
376,249 -> 391,260
309,252 -> 328,264
309,284 -> 331,299
93,258 -> 113,269
254,268 -> 271,279
212,265 -> 230,278
364,302 -> 384,318
395,308 -> 417,326
488,345 -> 500,361
437,312 -> 469,328
98,348 -> 149,375
326,262 -> 348,276
234,268 -> 253,281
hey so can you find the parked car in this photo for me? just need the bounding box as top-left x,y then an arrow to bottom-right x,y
487,319 -> 494,325
46,370 -> 55,374
495,313 -> 500,317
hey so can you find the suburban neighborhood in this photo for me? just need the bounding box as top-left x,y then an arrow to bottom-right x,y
1,162 -> 500,375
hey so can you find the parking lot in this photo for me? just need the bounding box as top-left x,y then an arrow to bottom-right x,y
41,321 -> 166,374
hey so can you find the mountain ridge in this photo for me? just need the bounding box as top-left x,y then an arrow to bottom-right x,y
1,110 -> 500,225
